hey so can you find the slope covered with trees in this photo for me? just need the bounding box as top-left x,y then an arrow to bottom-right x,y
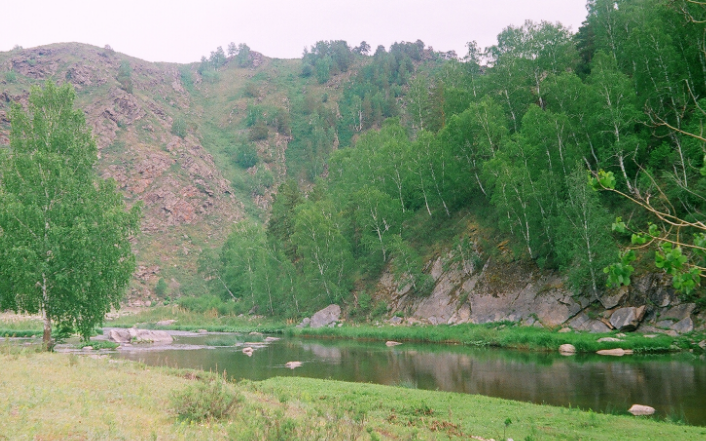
203,0 -> 706,318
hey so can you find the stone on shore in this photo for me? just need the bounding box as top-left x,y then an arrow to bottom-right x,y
310,304 -> 341,329
558,344 -> 576,354
109,328 -> 173,345
386,341 -> 402,347
609,306 -> 646,331
596,348 -> 632,356
628,404 -> 655,416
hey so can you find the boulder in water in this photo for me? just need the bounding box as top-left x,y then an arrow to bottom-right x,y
109,328 -> 173,345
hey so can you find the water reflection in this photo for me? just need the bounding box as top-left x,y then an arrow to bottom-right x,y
116,335 -> 706,425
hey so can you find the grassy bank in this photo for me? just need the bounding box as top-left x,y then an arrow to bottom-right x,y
0,314 -> 43,338
3,308 -> 704,353
289,321 -> 704,353
107,306 -> 287,333
1,352 -> 704,440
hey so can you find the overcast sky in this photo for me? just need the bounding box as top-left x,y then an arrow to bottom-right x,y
0,1 -> 589,63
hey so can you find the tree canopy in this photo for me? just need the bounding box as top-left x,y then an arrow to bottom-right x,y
0,81 -> 140,347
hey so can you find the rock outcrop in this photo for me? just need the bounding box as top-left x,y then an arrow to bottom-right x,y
609,306 -> 646,331
108,328 -> 173,344
377,247 -> 703,333
309,305 -> 341,329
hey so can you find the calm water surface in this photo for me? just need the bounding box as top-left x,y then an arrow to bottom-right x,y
114,332 -> 706,425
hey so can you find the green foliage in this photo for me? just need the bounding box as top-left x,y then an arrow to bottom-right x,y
233,142 -> 258,168
171,117 -> 187,138
0,82 -> 140,345
604,250 -> 636,288
235,43 -> 252,68
178,66 -> 194,91
170,379 -> 238,422
4,70 -> 16,83
116,60 -> 133,93
155,278 -> 169,297
178,295 -> 241,316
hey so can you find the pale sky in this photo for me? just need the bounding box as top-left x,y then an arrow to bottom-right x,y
0,1 -> 589,63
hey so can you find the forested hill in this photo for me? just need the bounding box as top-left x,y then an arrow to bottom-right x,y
2,0 -> 706,318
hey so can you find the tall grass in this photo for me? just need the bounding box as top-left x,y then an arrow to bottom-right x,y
290,322 -> 682,353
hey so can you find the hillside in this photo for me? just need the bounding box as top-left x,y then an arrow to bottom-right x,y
0,43 -> 315,302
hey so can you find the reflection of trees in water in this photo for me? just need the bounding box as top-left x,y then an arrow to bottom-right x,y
299,343 -> 706,423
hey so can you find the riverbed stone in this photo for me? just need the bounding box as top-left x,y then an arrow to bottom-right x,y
597,348 -> 626,356
310,304 -> 341,329
559,344 -> 576,354
386,341 -> 402,347
628,404 -> 655,416
609,306 -> 646,331
109,328 -> 173,344
597,337 -> 623,343
672,317 -> 694,334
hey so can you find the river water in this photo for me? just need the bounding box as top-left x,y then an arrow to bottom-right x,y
113,332 -> 706,425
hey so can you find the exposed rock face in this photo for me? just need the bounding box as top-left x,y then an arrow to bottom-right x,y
109,328 -> 173,344
378,247 -> 702,332
672,317 -> 694,334
310,304 -> 341,329
609,306 -> 646,331
0,43 -> 248,303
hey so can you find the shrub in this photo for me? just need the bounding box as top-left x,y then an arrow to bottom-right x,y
234,143 -> 258,168
178,295 -> 242,316
155,278 -> 168,296
171,117 -> 187,138
179,66 -> 193,90
116,60 -> 133,93
170,378 -> 238,422
5,70 -> 16,83
248,121 -> 268,141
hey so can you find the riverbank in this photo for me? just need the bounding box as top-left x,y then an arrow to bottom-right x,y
1,351 -> 703,440
290,321 -> 706,354
3,307 -> 705,353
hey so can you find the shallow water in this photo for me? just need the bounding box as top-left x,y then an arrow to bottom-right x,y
114,332 -> 706,425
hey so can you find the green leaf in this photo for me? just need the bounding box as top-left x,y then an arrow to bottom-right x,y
611,217 -> 627,234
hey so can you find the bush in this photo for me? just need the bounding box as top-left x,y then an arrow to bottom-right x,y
5,70 -> 16,83
178,295 -> 242,316
170,378 -> 238,422
171,117 -> 187,138
234,143 -> 258,168
116,60 -> 133,93
155,278 -> 168,296
248,121 -> 268,141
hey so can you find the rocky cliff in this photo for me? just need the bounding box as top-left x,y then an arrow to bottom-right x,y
377,245 -> 706,335
0,43 -> 253,301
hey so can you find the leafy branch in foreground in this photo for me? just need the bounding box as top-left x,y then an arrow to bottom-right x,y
590,169 -> 706,294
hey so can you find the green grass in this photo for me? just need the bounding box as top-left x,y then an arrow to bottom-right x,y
1,352 -> 704,440
107,306 -> 287,334
0,315 -> 44,337
289,321 -> 700,353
